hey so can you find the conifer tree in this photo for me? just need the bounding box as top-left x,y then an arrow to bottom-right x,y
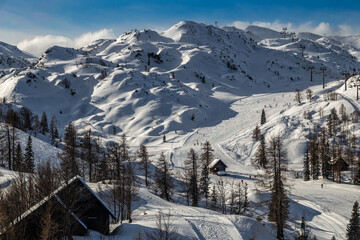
98,153 -> 109,181
323,141 -> 332,179
267,135 -> 289,240
261,109 -> 266,125
185,148 -> 200,206
243,182 -> 249,213
59,122 -> 79,180
252,124 -> 261,141
49,116 -> 57,143
138,145 -> 150,187
340,103 -> 347,122
154,153 -> 174,201
294,89 -> 302,104
354,148 -> 360,185
82,129 -> 95,182
40,112 -> 49,135
303,148 -> 310,181
24,135 -> 34,173
199,164 -> 210,208
200,141 -> 214,167
210,185 -> 218,210
306,89 -> 313,102
236,181 -> 243,214
13,142 -> 23,172
346,201 -> 360,240
309,136 -> 320,180
254,135 -> 267,169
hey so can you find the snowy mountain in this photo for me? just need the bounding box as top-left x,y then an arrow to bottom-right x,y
1,21 -> 359,143
1,21 -> 360,239
0,41 -> 33,70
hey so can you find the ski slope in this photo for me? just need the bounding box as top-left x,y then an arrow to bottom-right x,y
1,21 -> 360,239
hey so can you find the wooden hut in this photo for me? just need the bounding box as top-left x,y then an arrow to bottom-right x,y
333,157 -> 349,172
0,176 -> 116,239
208,159 -> 228,175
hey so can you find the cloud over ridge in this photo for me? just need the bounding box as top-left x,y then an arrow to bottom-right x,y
17,29 -> 115,57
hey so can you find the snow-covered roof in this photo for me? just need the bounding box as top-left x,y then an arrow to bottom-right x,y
0,176 -> 115,234
77,177 -> 116,219
208,158 -> 227,169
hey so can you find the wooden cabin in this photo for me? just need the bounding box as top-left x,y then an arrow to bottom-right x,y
333,157 -> 349,172
0,176 -> 116,239
208,159 -> 228,175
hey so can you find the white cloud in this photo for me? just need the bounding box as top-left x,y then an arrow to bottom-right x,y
17,35 -> 72,57
231,20 -> 360,37
17,29 -> 115,57
74,29 -> 115,48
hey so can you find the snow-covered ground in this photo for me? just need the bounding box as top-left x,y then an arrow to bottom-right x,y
1,21 -> 360,239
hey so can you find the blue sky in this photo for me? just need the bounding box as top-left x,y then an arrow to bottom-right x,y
1,0 -> 360,55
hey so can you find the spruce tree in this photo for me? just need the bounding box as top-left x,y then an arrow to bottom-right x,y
210,185 -> 217,210
309,136 -> 320,180
252,124 -> 261,141
154,153 -> 174,201
303,148 -> 310,181
346,201 -> 360,240
24,136 -> 34,173
243,182 -> 249,213
138,145 -> 150,187
49,116 -> 57,143
98,153 -> 109,181
200,141 -> 214,167
254,135 -> 267,169
40,112 -> 49,135
267,135 -> 289,240
354,147 -> 360,185
199,164 -> 210,208
185,148 -> 200,206
13,142 -> 23,172
82,129 -> 94,182
261,109 -> 266,125
59,122 -> 79,180
323,141 -> 332,179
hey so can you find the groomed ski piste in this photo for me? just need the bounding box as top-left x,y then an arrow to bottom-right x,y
1,21 -> 360,239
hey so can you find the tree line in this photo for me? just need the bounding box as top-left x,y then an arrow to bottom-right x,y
302,104 -> 360,184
